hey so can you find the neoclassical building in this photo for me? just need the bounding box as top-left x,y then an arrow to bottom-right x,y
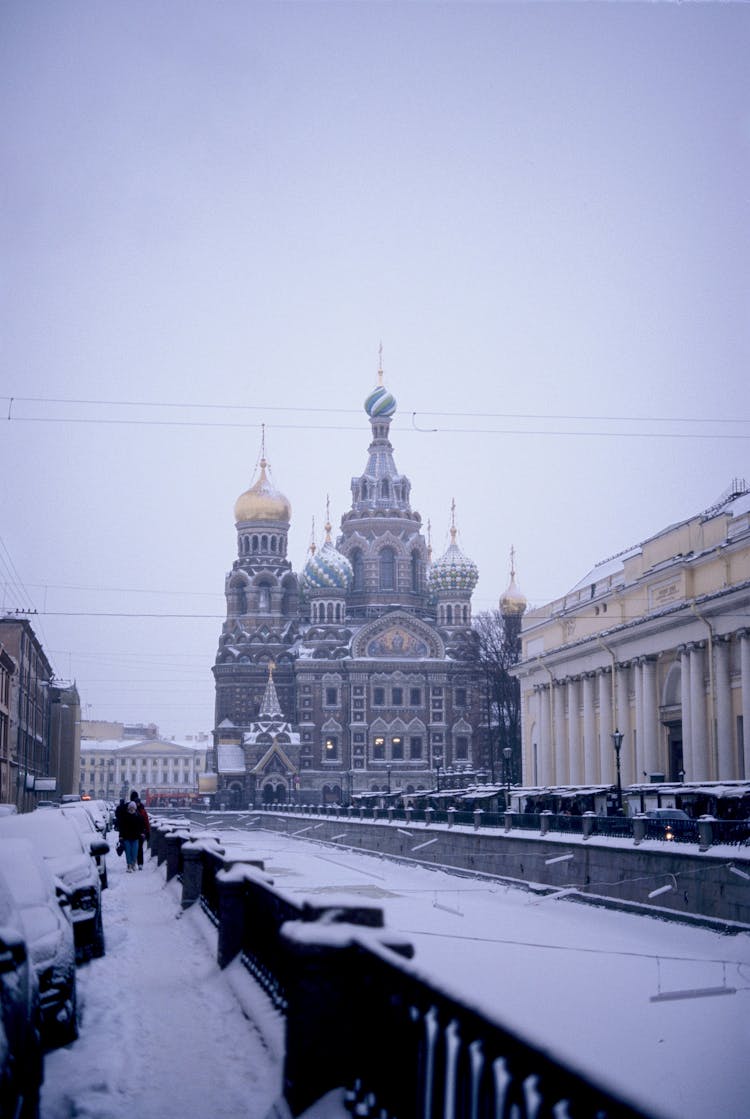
513,481 -> 750,789
210,366 -> 484,807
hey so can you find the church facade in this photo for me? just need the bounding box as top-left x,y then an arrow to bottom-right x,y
209,369 -> 486,808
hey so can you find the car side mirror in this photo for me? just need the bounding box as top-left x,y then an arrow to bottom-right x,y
90,839 -> 110,857
0,928 -> 28,973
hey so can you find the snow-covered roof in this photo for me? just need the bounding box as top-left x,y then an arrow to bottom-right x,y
216,743 -> 246,774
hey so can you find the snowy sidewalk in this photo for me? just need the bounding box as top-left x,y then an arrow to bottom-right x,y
41,848 -> 284,1119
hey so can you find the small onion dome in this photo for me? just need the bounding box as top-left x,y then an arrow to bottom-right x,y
499,549 -> 527,615
428,528 -> 479,597
234,458 -> 291,524
302,523 -> 353,593
364,382 -> 397,419
364,354 -> 396,418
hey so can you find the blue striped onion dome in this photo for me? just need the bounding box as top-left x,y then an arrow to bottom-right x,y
302,540 -> 353,593
364,383 -> 397,418
428,539 -> 479,595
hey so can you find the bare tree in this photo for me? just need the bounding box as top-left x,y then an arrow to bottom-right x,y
461,610 -> 522,788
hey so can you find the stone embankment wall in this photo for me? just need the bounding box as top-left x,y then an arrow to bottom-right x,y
253,812 -> 750,929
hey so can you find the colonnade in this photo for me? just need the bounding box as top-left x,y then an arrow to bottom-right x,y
529,630 -> 750,787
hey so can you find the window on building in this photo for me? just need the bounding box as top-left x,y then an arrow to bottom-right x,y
391,736 -> 404,759
455,736 -> 469,759
409,687 -> 422,706
409,736 -> 423,759
325,687 -> 338,706
351,549 -> 364,592
373,686 -> 385,706
391,687 -> 403,706
411,550 -> 420,592
324,736 -> 338,760
455,687 -> 467,707
373,735 -> 385,760
379,547 -> 395,590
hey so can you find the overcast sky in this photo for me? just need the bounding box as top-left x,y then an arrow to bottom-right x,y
1,1 -> 748,737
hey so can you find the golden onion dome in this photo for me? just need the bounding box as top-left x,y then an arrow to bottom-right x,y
234,458 -> 291,524
499,547 -> 527,615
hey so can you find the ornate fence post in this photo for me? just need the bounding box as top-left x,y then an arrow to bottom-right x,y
540,810 -> 553,835
698,815 -> 714,852
582,812 -> 596,840
216,869 -> 246,969
165,830 -> 187,881
447,807 -> 456,829
504,809 -> 514,833
473,807 -> 483,831
181,843 -> 204,909
633,814 -> 647,846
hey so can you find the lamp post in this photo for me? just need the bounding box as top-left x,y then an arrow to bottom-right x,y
503,746 -> 512,808
434,752 -> 443,792
611,729 -> 624,812
386,765 -> 391,795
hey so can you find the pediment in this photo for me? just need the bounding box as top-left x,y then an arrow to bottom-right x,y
351,612 -> 444,660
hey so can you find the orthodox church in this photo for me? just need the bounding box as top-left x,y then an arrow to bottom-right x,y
209,364 -> 488,808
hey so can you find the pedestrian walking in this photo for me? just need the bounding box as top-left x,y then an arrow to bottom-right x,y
119,801 -> 145,872
130,790 -> 151,869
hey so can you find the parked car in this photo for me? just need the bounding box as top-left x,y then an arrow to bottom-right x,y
60,804 -> 110,890
644,808 -> 694,841
0,881 -> 44,1119
0,805 -> 18,817
0,839 -> 77,1048
0,811 -> 105,962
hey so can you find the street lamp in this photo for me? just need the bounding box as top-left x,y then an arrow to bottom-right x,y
503,747 -> 512,807
386,765 -> 391,795
434,752 -> 443,792
611,729 -> 624,812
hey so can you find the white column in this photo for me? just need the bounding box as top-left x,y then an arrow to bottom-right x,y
642,656 -> 660,779
715,637 -> 733,779
598,668 -> 613,784
615,664 -> 632,787
633,659 -> 644,782
690,643 -> 709,781
679,645 -> 693,782
539,684 -> 551,786
567,678 -> 581,784
553,683 -> 566,786
741,632 -> 750,780
582,674 -> 597,783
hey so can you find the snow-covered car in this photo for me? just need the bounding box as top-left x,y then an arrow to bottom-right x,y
60,803 -> 110,890
0,811 -> 105,962
0,880 -> 45,1118
0,838 -> 78,1048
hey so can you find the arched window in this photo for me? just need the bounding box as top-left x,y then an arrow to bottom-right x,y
258,585 -> 270,611
380,547 -> 395,590
411,551 -> 420,592
326,602 -> 333,622
270,536 -> 277,552
252,536 -> 259,553
446,604 -> 453,625
261,535 -> 268,551
351,549 -> 364,592
380,478 -> 390,499
335,602 -> 342,621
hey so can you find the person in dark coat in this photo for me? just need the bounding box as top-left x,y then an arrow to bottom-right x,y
119,801 -> 145,872
130,790 -> 150,869
114,797 -> 128,831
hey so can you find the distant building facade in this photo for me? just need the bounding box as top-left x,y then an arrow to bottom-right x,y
0,643 -> 15,803
79,736 -> 207,805
210,367 -> 486,808
513,481 -> 750,789
0,617 -> 54,810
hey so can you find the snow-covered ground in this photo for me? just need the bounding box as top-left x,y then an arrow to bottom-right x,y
41,820 -> 750,1119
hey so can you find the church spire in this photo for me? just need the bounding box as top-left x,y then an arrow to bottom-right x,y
259,660 -> 283,718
